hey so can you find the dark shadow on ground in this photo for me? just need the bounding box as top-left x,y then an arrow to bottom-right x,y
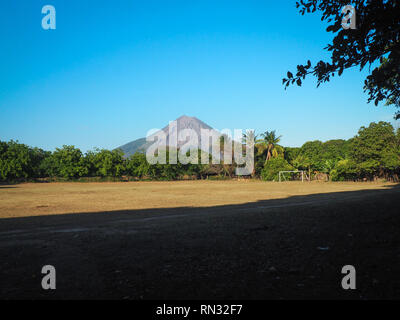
0,184 -> 399,300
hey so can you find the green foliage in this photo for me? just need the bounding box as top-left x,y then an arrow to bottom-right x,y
284,0 -> 400,118
322,159 -> 337,179
297,141 -> 324,171
350,122 -> 400,178
284,139 -> 352,179
0,141 -> 32,180
292,154 -> 312,171
291,139 -> 351,172
86,148 -> 125,177
322,139 -> 351,161
1,122 -> 399,182
330,159 -> 358,181
284,147 -> 300,164
366,57 -> 400,119
261,157 -> 294,181
51,145 -> 89,179
125,149 -> 205,180
0,140 -> 50,181
260,130 -> 282,160
330,122 -> 400,180
351,122 -> 396,162
125,153 -> 150,178
31,148 -> 52,178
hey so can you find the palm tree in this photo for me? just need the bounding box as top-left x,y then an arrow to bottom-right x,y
241,130 -> 258,177
261,130 -> 282,161
323,159 -> 337,181
242,130 -> 258,146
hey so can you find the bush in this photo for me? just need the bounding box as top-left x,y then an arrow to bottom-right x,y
330,159 -> 358,181
261,157 -> 294,181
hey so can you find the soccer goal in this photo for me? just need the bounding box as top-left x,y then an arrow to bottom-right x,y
278,170 -> 306,182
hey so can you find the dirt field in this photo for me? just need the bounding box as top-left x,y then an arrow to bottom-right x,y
1,181 -> 400,299
0,180 -> 396,218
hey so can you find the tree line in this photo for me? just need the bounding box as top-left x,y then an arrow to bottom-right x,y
261,121 -> 400,181
1,121 -> 399,183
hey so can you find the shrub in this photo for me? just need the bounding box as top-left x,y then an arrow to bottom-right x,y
261,157 -> 294,181
330,159 -> 358,181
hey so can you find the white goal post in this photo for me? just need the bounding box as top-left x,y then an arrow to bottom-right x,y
278,170 -> 306,182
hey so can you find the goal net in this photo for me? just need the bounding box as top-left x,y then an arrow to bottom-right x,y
278,170 -> 307,182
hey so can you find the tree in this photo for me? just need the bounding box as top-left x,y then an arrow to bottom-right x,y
330,159 -> 358,181
0,141 -> 52,181
321,139 -> 351,162
39,152 -> 59,177
241,130 -> 258,177
284,147 -> 301,165
125,152 -> 150,178
181,150 -> 205,179
283,0 -> 400,118
322,159 -> 337,180
261,157 -> 294,181
365,57 -> 400,118
219,134 -> 230,153
87,149 -> 125,177
292,154 -> 312,178
350,121 -> 400,179
298,140 -> 324,171
51,145 -> 88,179
242,130 -> 258,145
260,130 -> 282,161
31,147 -> 52,178
0,141 -> 32,181
217,135 -> 237,178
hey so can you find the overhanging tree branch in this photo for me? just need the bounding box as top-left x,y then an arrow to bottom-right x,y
283,0 -> 400,118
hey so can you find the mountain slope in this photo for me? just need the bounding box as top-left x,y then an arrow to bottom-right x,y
117,115 -> 217,157
117,137 -> 148,156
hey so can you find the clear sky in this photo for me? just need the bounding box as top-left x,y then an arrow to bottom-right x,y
0,0 -> 397,152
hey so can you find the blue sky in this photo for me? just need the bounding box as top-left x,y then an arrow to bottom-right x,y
0,0 -> 397,151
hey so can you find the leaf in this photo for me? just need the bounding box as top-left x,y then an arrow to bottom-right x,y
326,25 -> 334,32
287,71 -> 293,79
296,79 -> 302,86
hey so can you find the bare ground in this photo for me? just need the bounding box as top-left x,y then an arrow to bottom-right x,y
0,180 -> 396,218
0,181 -> 399,299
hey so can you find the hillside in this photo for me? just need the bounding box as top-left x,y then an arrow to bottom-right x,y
117,115 -> 217,157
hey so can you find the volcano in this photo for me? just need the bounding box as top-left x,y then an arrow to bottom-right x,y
117,115 -> 219,157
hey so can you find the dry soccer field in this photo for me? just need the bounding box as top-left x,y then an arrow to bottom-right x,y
1,180 -> 400,299
0,180 -> 396,219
